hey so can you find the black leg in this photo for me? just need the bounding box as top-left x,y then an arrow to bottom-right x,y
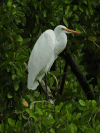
38,80 -> 44,94
45,73 -> 48,101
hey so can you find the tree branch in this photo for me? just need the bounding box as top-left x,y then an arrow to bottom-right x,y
59,49 -> 95,100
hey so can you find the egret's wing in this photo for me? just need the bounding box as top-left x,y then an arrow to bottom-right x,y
28,30 -> 56,90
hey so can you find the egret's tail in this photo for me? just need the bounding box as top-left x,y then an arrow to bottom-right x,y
28,81 -> 39,90
28,73 -> 45,90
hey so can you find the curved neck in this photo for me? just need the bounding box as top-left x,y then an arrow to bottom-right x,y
54,28 -> 60,41
54,33 -> 67,57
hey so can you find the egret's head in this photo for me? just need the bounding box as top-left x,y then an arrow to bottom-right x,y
54,25 -> 80,35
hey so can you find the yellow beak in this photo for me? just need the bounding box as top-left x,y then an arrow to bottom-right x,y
63,28 -> 80,34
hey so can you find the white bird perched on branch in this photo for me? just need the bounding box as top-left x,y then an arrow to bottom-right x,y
28,25 -> 80,90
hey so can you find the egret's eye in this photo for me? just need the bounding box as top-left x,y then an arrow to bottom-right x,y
61,28 -> 65,30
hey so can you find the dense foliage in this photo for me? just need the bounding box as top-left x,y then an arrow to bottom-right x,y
0,0 -> 100,132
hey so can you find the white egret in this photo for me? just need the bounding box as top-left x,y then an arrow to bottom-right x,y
28,25 -> 80,90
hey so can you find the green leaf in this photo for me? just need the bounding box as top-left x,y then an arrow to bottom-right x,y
63,17 -> 68,27
4,28 -> 11,38
78,105 -> 87,111
20,46 -> 29,56
15,35 -> 23,42
36,108 -> 43,115
75,113 -> 81,119
38,122 -> 42,132
73,5 -> 78,11
0,123 -> 4,131
36,124 -> 40,133
82,110 -> 90,117
66,103 -> 72,111
7,93 -> 13,98
73,15 -> 79,21
34,91 -> 40,97
85,128 -> 96,133
66,110 -> 72,121
8,118 -> 15,127
33,26 -> 39,33
69,123 -> 77,133
50,128 -> 55,133
50,22 -> 55,26
13,64 -> 20,73
16,120 -> 21,128
55,102 -> 63,112
88,36 -> 96,41
43,117 -> 55,127
43,10 -> 46,17
84,0 -> 87,5
15,120 -> 22,132
16,11 -> 25,17
91,100 -> 97,106
90,100 -> 97,112
49,77 -> 54,86
12,74 -> 16,80
88,0 -> 93,15
10,23 -> 17,30
22,38 -> 31,45
16,29 -> 24,33
21,0 -> 27,6
26,108 -> 40,121
34,3 -> 37,10
63,0 -> 72,4
91,0 -> 100,6
86,8 -> 89,16
14,80 -> 19,91
26,108 -> 33,115
7,0 -> 12,7
66,11 -> 73,18
12,11 -> 16,15
36,15 -> 39,24
79,7 -> 84,12
96,125 -> 100,132
55,112 -> 60,121
85,100 -> 91,107
65,6 -> 70,15
21,16 -> 26,26
79,125 -> 87,132
22,115 -> 28,120
79,99 -> 85,106
6,65 -> 11,72
16,55 -> 28,62
31,113 -> 40,121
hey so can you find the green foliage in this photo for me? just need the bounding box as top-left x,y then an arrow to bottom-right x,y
0,99 -> 100,132
0,0 -> 100,132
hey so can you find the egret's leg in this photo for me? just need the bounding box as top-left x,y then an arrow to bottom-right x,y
38,80 -> 44,93
45,73 -> 48,101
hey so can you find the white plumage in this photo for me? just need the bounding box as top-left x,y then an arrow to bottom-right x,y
28,25 -> 80,90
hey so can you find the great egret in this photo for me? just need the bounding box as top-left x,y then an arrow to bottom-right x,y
28,25 -> 80,90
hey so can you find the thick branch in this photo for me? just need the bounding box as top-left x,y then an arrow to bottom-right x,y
59,49 -> 95,100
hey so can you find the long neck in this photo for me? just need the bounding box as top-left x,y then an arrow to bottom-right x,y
54,33 -> 67,57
